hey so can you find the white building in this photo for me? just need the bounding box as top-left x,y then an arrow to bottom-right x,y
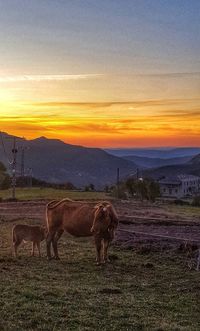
159,174 -> 200,198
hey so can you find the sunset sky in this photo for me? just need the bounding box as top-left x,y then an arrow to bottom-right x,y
0,0 -> 199,147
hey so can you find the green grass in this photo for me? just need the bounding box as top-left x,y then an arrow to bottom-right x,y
163,204 -> 200,219
0,219 -> 200,331
0,187 -> 109,201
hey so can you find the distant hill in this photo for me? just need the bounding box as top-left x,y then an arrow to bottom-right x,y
0,132 -> 137,188
145,153 -> 200,179
188,154 -> 200,165
106,147 -> 200,159
123,155 -> 191,168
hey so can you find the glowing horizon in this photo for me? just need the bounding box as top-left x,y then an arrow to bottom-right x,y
1,97 -> 200,148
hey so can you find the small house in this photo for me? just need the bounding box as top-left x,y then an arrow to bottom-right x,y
159,174 -> 200,198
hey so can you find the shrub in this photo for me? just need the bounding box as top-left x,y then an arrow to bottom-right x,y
84,185 -> 89,192
0,174 -> 11,190
0,162 -> 11,189
125,177 -> 160,202
0,162 -> 6,172
192,196 -> 200,207
146,180 -> 160,202
174,199 -> 190,206
111,183 -> 128,199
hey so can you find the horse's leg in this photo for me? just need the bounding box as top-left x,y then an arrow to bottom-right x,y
52,229 -> 64,259
46,230 -> 56,260
36,242 -> 41,257
94,235 -> 102,265
102,239 -> 111,263
13,239 -> 21,257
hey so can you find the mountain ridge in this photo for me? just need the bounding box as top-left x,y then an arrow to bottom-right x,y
123,155 -> 191,168
106,147 -> 200,159
145,153 -> 200,179
0,132 -> 137,188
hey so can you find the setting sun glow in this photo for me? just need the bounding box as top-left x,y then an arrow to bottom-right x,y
0,1 -> 199,147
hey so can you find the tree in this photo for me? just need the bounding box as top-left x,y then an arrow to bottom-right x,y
125,177 -> 160,202
135,179 -> 148,201
63,182 -> 76,190
0,174 -> 11,189
0,162 -> 11,190
126,178 -> 136,196
104,185 -> 110,193
146,179 -> 160,202
112,182 -> 128,199
0,162 -> 6,172
89,183 -> 95,191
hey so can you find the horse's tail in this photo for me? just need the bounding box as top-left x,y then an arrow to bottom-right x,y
45,204 -> 51,232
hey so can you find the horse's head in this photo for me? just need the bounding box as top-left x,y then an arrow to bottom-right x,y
91,202 -> 118,235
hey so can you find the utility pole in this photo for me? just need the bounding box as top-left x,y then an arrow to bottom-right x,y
28,168 -> 33,187
20,144 -> 29,186
11,137 -> 18,199
21,148 -> 25,177
117,167 -> 120,199
30,168 -> 33,187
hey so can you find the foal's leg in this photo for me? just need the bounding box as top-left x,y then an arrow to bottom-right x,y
46,231 -> 56,260
13,239 -> 22,257
31,242 -> 36,256
52,229 -> 64,259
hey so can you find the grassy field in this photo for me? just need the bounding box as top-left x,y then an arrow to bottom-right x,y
164,204 -> 200,218
0,187 -> 109,201
0,218 -> 200,331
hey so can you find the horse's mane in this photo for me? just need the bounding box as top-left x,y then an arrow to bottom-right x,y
94,201 -> 111,209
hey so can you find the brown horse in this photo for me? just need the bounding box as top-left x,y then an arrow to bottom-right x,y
46,199 -> 118,264
12,224 -> 46,257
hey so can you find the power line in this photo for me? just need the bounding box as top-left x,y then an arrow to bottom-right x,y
118,228 -> 200,244
19,145 -> 29,177
11,137 -> 18,199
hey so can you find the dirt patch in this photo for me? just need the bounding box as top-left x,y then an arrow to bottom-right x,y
98,288 -> 122,294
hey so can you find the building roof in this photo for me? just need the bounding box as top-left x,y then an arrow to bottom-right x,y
159,174 -> 200,185
159,176 -> 181,185
177,174 -> 200,181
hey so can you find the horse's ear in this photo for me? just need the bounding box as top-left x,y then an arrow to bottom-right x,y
95,203 -> 104,212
